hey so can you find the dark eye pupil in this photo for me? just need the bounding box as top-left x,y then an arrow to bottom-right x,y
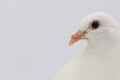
91,21 -> 99,29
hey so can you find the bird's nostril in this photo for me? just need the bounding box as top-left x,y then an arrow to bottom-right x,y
72,35 -> 77,39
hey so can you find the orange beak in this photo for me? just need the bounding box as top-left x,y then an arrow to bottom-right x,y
69,31 -> 87,46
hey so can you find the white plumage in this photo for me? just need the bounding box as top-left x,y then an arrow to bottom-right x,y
54,12 -> 120,80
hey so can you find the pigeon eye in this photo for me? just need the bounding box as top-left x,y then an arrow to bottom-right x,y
89,21 -> 100,30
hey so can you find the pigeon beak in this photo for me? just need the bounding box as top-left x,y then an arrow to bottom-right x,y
69,31 -> 87,46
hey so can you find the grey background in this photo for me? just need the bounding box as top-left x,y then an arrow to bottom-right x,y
0,0 -> 120,80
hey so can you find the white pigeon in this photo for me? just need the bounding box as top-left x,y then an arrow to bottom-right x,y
54,12 -> 120,80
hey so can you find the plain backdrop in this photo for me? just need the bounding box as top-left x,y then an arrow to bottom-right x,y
0,0 -> 120,80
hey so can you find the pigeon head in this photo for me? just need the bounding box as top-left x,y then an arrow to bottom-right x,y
69,12 -> 119,46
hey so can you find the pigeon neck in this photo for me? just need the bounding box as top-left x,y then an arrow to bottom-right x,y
85,38 -> 120,56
